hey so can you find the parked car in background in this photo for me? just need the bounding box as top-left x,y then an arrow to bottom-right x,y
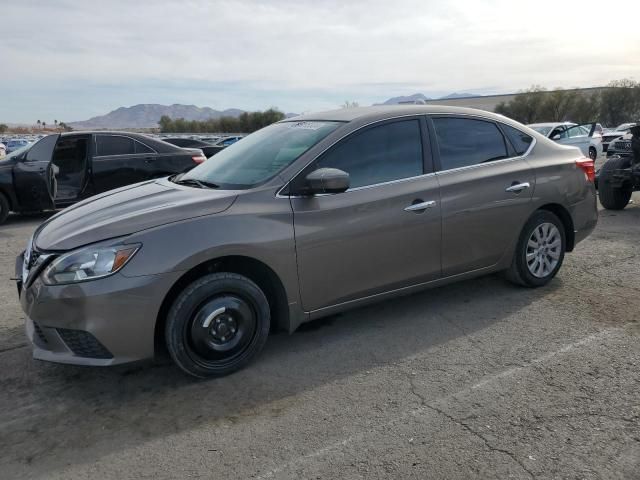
162,137 -> 221,158
527,122 -> 602,160
0,132 -> 206,224
602,127 -> 631,152
606,132 -> 633,158
0,142 -> 6,158
16,106 -> 597,378
5,139 -> 30,154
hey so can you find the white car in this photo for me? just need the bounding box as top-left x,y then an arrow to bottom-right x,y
527,122 -> 602,160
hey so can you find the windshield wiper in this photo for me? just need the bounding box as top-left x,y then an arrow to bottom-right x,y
173,178 -> 220,189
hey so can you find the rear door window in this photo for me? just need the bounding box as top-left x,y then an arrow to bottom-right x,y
96,135 -> 135,156
432,117 -> 508,171
315,119 -> 424,188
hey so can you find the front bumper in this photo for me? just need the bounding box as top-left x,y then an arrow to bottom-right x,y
17,256 -> 182,366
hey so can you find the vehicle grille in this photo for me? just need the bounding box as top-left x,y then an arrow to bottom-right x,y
33,321 -> 48,345
56,328 -> 113,359
612,141 -> 631,151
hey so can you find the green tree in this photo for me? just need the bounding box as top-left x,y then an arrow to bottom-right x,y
494,86 -> 547,123
37,120 -> 41,129
541,89 -> 578,122
599,79 -> 640,126
0,124 -> 8,133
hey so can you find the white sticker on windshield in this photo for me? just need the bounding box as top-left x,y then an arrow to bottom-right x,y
287,121 -> 328,130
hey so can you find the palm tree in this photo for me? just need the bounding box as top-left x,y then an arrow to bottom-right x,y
54,120 -> 58,130
37,120 -> 41,129
42,121 -> 46,130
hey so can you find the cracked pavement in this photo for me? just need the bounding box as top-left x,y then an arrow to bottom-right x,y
1,193 -> 639,479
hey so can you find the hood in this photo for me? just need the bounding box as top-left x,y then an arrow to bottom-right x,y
35,178 -> 238,251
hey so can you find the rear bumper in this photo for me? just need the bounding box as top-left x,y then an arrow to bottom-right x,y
19,268 -> 182,366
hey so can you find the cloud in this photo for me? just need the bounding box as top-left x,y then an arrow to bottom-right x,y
1,0 -> 639,122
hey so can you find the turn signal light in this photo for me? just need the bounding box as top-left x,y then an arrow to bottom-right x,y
576,158 -> 595,183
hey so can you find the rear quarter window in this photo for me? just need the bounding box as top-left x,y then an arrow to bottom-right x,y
501,124 -> 533,156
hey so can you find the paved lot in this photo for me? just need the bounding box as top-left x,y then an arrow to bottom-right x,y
1,193 -> 639,479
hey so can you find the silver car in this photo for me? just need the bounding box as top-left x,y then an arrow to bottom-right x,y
16,106 -> 598,377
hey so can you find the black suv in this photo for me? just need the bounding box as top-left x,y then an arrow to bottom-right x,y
0,132 -> 205,224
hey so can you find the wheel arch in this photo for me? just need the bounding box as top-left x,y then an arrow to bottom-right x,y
537,203 -> 575,251
154,255 -> 290,356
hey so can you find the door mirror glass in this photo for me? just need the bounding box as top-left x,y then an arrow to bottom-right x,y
303,168 -> 350,195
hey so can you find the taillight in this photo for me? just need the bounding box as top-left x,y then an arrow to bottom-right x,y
192,154 -> 206,164
576,157 -> 595,182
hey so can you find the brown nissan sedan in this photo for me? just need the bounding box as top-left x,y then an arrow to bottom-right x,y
16,106 -> 597,377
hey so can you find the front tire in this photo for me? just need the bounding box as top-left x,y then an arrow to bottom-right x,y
506,210 -> 566,287
598,157 -> 632,210
165,273 -> 270,378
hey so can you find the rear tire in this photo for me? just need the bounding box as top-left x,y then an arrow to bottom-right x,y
598,157 -> 632,210
0,193 -> 9,225
506,210 -> 566,288
588,146 -> 597,161
165,272 -> 270,378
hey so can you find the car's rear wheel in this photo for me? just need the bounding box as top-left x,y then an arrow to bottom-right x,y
165,272 -> 270,378
598,156 -> 632,210
0,192 -> 9,225
588,146 -> 597,161
506,210 -> 566,287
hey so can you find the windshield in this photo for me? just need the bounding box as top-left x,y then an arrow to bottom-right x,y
180,121 -> 341,189
529,126 -> 552,136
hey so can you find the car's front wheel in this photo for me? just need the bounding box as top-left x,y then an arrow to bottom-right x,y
165,272 -> 270,378
506,210 -> 566,287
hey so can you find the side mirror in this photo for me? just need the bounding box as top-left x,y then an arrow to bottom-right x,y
552,134 -> 561,140
303,168 -> 350,195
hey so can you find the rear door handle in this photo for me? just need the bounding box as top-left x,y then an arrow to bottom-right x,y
404,200 -> 436,212
505,182 -> 531,193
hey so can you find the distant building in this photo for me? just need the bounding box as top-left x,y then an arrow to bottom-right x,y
423,87 -> 606,112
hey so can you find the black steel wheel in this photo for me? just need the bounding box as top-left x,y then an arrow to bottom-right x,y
588,146 -> 597,161
165,273 -> 270,378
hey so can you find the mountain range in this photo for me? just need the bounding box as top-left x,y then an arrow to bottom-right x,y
70,104 -> 246,129
69,93 -> 481,129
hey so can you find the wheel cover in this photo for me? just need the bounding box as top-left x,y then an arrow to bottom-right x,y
185,294 -> 258,367
526,222 -> 561,278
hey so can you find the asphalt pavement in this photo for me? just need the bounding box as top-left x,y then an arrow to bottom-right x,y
0,192 -> 639,479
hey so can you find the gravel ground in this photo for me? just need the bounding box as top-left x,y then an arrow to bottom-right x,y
0,190 -> 639,479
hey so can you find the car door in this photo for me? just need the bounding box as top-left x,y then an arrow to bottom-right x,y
13,134 -> 58,211
289,118 -> 442,312
429,116 -> 535,277
555,123 -> 596,156
91,134 -> 146,193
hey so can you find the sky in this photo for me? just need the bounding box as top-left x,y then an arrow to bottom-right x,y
1,0 -> 639,123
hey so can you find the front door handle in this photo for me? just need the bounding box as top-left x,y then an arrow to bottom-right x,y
404,200 -> 436,212
505,182 -> 531,193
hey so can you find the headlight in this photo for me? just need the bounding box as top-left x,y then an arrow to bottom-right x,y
42,244 -> 141,285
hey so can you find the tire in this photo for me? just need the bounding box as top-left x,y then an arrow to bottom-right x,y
0,192 -> 9,225
165,272 -> 270,378
598,157 -> 632,210
506,210 -> 566,288
588,146 -> 597,161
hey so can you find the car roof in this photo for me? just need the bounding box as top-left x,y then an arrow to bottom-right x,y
527,122 -> 575,127
59,131 -> 183,153
285,105 -> 526,125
